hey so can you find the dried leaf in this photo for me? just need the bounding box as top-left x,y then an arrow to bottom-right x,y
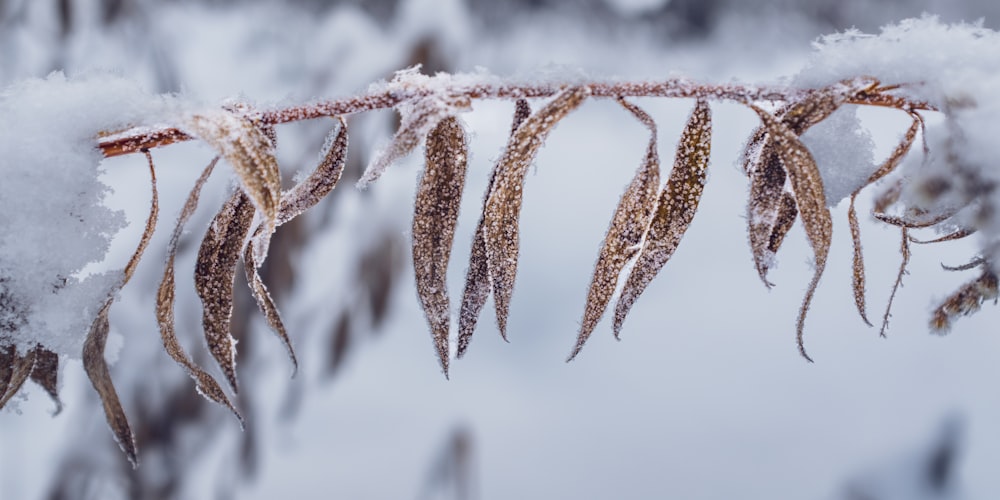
277,116 -> 348,225
156,157 -> 243,425
196,190 -> 256,393
83,302 -> 136,467
744,92 -> 842,287
613,99 -> 711,337
29,347 -> 61,414
0,347 -> 35,410
456,99 -> 532,358
413,116 -> 468,377
243,239 -> 298,375
81,150 -> 159,467
570,98 -> 660,360
185,109 -> 281,262
930,270 -> 998,333
748,105 -> 832,362
848,194 -> 873,326
359,94 -> 471,188
483,86 -> 591,339
237,118 -> 348,375
849,116 -> 924,328
881,228 -> 912,336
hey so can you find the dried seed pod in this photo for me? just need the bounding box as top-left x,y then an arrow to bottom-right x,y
156,157 -> 244,426
196,190 -> 256,393
613,99 -> 711,338
570,98 -> 660,360
748,104 -> 832,362
456,99 -> 532,358
185,109 -> 281,262
413,116 -> 468,377
483,86 -> 591,340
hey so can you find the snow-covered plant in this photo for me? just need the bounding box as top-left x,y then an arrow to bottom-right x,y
1,16 -> 996,468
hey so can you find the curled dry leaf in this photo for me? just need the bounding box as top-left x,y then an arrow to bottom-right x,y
745,91 -> 842,287
613,99 -> 711,338
483,86 -> 591,340
359,93 -> 471,188
942,256 -> 986,272
930,270 -> 998,333
748,104 -> 832,362
910,228 -> 976,244
196,190 -> 256,393
83,303 -> 136,466
185,109 -> 281,262
82,150 -> 158,468
849,115 -> 920,327
156,157 -> 244,426
240,117 -> 349,375
413,116 -> 468,377
277,116 -> 348,225
456,98 -> 532,359
29,347 -> 61,413
569,98 -> 660,360
243,243 -> 297,374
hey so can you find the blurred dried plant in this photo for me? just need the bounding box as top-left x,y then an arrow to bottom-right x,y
3,68 -> 990,467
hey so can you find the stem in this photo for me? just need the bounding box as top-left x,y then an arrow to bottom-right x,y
98,77 -> 935,158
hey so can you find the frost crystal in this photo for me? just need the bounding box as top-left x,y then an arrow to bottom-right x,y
0,72 -> 165,358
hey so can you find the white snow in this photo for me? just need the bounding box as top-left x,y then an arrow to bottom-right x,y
0,72 -> 167,358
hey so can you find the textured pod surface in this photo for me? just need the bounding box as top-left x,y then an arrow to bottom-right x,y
482,86 -> 590,339
613,99 -> 711,337
413,116 -> 468,376
571,98 -> 660,360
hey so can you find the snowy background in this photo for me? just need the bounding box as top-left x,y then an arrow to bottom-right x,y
2,0 -> 1000,499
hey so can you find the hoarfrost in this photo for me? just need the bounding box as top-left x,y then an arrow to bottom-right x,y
0,72 -> 166,358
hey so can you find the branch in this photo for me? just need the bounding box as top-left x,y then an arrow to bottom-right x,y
98,76 -> 934,158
